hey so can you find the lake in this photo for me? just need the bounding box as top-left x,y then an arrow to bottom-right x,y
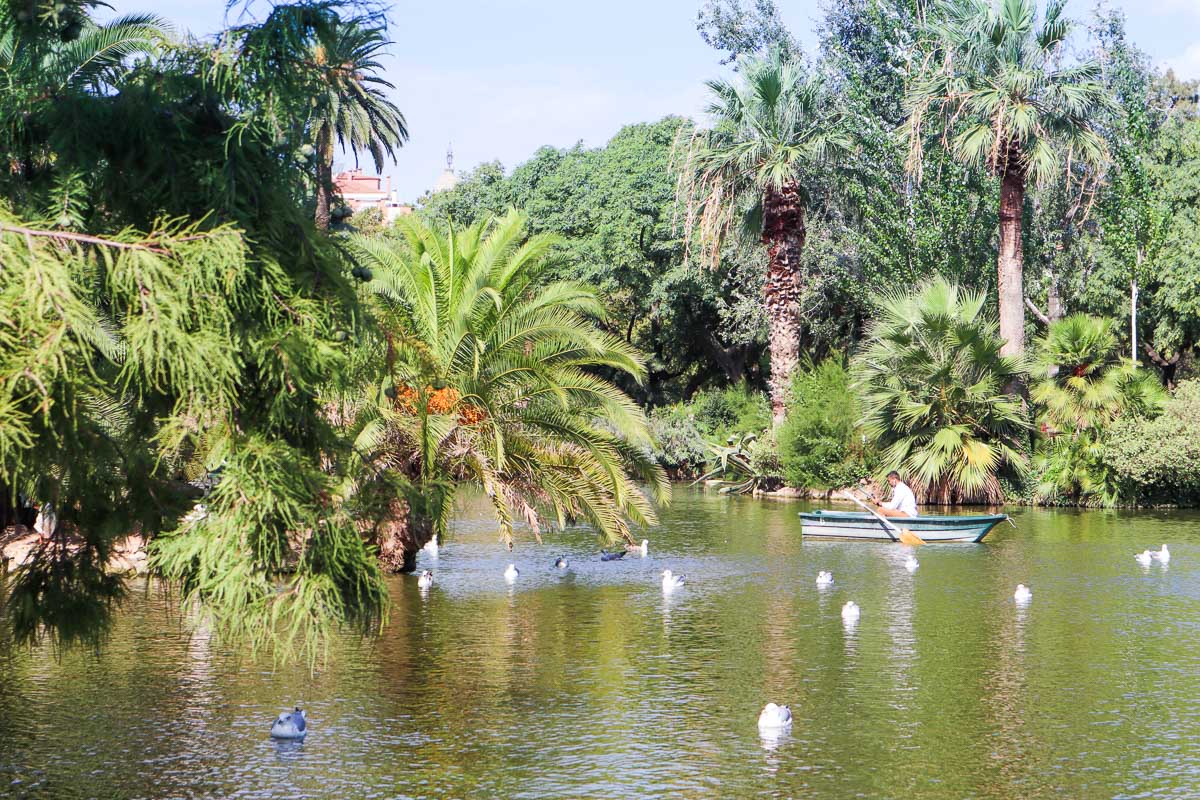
2,489 -> 1199,799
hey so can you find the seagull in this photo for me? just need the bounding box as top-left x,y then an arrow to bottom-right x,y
1135,550 -> 1154,566
1153,544 -> 1170,564
661,569 -> 685,592
554,555 -> 568,569
417,570 -> 433,590
757,703 -> 793,730
816,571 -> 834,586
504,564 -> 519,582
422,536 -> 438,557
904,555 -> 919,572
270,707 -> 307,740
1014,584 -> 1032,602
600,549 -> 627,562
631,539 -> 648,556
841,601 -> 860,622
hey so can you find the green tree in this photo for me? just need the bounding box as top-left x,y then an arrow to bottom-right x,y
682,50 -> 850,423
348,211 -> 669,563
854,278 -> 1028,503
902,0 -> 1111,357
223,4 -> 408,230
696,0 -> 799,64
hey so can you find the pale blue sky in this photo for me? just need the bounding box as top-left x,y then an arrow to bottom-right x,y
110,1 -> 1200,201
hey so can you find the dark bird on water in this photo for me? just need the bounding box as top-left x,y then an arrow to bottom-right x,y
600,550 -> 626,562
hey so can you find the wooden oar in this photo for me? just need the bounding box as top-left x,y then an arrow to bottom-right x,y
848,490 -> 925,546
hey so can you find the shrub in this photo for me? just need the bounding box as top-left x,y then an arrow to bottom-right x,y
648,406 -> 710,479
778,358 -> 876,489
1103,380 -> 1200,505
689,382 -> 771,441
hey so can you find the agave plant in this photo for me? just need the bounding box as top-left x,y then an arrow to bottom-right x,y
854,278 -> 1028,504
346,210 -> 668,565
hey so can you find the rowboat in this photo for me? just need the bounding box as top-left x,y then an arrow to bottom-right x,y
799,510 -> 1008,543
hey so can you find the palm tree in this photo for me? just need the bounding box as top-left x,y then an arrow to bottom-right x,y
853,278 -> 1029,504
681,49 -> 850,423
228,6 -> 407,231
307,19 -> 406,230
1030,315 -> 1164,505
902,0 -> 1110,357
347,210 -> 668,569
1032,313 -> 1165,435
0,8 -> 168,179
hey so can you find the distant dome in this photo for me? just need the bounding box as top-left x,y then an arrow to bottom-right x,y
433,168 -> 459,194
433,142 -> 458,194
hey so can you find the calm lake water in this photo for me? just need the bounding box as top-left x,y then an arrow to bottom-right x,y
2,490 -> 1200,799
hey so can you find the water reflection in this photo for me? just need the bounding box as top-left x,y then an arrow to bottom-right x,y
3,490 -> 1200,798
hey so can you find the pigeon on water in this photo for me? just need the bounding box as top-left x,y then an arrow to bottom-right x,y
270,708 -> 307,740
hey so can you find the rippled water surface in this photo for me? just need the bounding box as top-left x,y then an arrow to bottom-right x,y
3,491 -> 1200,799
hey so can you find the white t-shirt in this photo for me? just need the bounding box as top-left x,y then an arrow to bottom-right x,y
883,482 -> 918,517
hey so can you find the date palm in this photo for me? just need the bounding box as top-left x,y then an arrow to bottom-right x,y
902,0 -> 1110,357
347,210 -> 668,568
853,278 -> 1029,504
682,49 -> 850,423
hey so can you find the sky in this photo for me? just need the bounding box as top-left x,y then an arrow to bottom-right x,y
106,1 -> 1200,202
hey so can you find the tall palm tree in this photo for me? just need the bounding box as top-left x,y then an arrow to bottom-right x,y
902,0 -> 1110,357
308,19 -> 407,230
853,278 -> 1028,504
347,210 -> 668,569
681,49 -> 851,423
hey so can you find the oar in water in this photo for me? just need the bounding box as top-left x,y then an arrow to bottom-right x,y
848,490 -> 925,546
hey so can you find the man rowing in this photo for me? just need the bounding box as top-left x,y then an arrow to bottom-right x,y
874,471 -> 917,518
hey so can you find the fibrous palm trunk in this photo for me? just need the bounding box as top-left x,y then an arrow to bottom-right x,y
761,183 -> 807,425
997,161 -> 1026,357
315,124 -> 333,231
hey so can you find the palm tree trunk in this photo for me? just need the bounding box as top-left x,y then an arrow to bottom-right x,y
761,183 -> 807,425
998,163 -> 1025,357
315,124 -> 333,231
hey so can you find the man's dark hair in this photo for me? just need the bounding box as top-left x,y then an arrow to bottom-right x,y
887,470 -> 900,480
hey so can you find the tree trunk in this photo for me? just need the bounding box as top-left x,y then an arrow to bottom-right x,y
367,497 -> 433,573
315,124 -> 333,231
761,184 -> 807,425
998,163 -> 1026,357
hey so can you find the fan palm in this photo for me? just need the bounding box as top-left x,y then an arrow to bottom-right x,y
1030,314 -> 1163,505
347,210 -> 668,566
902,0 -> 1111,357
854,278 -> 1029,504
307,19 -> 407,230
681,49 -> 851,423
1032,313 -> 1166,434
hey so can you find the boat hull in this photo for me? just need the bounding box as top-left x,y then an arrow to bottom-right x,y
799,511 -> 1007,543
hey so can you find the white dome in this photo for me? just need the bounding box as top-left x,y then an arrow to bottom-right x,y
433,168 -> 459,194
